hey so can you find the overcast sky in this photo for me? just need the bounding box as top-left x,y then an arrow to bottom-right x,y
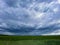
0,0 -> 60,35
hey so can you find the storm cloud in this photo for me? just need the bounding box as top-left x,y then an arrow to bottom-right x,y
0,0 -> 60,35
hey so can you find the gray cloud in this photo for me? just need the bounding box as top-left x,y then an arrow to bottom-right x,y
0,0 -> 60,35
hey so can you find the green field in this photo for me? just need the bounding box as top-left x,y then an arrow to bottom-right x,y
0,35 -> 60,45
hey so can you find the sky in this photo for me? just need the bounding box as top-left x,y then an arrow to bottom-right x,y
0,0 -> 60,35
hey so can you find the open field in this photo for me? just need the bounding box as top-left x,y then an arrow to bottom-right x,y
0,35 -> 60,45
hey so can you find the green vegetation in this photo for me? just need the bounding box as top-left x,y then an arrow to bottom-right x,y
0,40 -> 60,45
0,35 -> 60,40
0,35 -> 60,45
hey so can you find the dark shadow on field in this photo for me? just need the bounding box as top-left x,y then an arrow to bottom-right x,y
0,35 -> 60,41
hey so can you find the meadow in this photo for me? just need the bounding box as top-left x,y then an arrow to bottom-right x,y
0,35 -> 60,45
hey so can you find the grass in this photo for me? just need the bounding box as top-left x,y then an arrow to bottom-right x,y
0,35 -> 60,45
